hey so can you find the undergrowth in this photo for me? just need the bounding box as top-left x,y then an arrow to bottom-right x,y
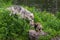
0,2 -> 60,40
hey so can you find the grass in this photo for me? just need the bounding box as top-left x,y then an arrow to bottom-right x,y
0,1 -> 60,40
23,6 -> 60,40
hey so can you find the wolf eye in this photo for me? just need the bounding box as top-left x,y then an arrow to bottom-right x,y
30,16 -> 32,17
39,29 -> 41,30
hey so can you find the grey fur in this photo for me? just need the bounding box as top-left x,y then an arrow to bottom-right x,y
29,23 -> 45,40
7,5 -> 34,26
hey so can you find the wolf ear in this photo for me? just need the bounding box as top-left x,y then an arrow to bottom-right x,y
34,23 -> 38,29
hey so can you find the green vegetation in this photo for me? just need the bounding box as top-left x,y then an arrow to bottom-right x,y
0,0 -> 60,40
0,7 -> 60,40
25,7 -> 60,40
0,9 -> 31,40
